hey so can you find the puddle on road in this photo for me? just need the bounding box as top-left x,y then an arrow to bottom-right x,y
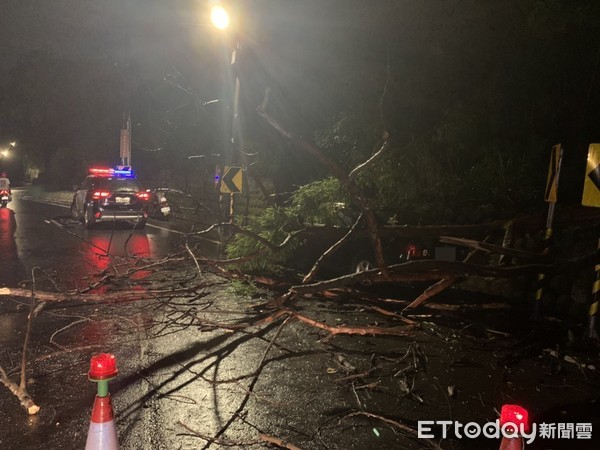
49,228 -> 157,292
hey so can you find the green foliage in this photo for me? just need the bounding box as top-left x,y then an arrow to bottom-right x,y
261,0 -> 595,225
288,177 -> 354,226
227,280 -> 259,297
306,101 -> 550,225
226,206 -> 301,273
226,178 -> 359,271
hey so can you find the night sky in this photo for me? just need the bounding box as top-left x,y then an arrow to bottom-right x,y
1,1 -> 600,212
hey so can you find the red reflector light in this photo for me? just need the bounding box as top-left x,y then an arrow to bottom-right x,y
88,353 -> 118,380
500,404 -> 529,432
92,191 -> 111,199
136,192 -> 150,200
406,243 -> 420,257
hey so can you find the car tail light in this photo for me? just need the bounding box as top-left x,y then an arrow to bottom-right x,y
136,192 -> 150,200
500,404 -> 529,433
0,190 -> 8,195
92,191 -> 111,199
405,243 -> 420,257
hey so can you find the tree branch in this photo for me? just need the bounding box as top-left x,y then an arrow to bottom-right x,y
290,258 -> 578,295
404,236 -> 490,310
256,107 -> 389,277
303,214 -> 363,284
348,141 -> 390,179
0,365 -> 40,415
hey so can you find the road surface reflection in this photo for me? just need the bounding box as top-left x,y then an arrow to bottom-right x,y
69,230 -> 154,291
0,207 -> 27,286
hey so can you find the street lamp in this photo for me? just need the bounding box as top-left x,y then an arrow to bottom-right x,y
1,141 -> 16,158
210,5 -> 230,30
1,141 -> 29,181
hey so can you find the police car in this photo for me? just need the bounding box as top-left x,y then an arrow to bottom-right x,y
70,166 -> 149,229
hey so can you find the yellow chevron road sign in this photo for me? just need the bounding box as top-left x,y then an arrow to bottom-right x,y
582,144 -> 600,208
220,166 -> 243,194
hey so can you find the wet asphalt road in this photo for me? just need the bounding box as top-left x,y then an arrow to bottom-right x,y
0,188 -> 184,289
2,188 -> 600,449
0,189 -> 320,450
0,189 -> 194,449
0,186 -> 314,449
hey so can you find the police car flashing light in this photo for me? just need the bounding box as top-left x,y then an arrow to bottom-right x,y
88,166 -> 135,178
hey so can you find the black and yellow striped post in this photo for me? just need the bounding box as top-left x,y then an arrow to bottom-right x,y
582,144 -> 600,339
588,238 -> 600,339
533,227 -> 553,321
534,144 -> 563,321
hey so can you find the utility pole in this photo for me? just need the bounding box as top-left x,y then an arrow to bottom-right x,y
211,3 -> 245,224
120,113 -> 132,167
228,38 -> 241,223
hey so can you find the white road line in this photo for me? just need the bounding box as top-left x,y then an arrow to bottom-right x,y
146,223 -> 185,235
45,219 -> 65,229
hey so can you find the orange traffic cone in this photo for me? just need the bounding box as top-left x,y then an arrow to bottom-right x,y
85,353 -> 119,450
86,395 -> 119,449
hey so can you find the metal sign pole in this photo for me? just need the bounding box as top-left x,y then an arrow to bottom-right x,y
589,238 -> 600,339
535,145 -> 563,321
120,113 -> 131,167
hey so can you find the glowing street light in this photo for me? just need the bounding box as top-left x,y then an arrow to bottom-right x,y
210,5 -> 230,30
10,142 -> 16,147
